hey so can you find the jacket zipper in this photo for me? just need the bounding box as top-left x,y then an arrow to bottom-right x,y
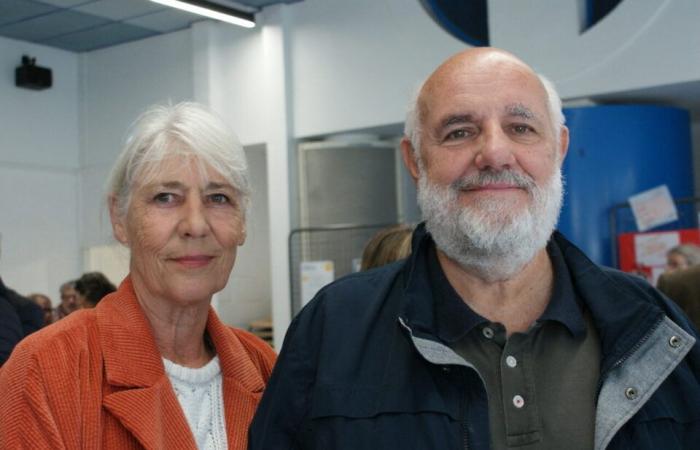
596,315 -> 663,396
460,373 -> 469,450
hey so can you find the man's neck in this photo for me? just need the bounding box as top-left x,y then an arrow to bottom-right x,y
437,247 -> 554,336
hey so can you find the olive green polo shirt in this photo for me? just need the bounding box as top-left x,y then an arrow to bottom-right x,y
429,242 -> 601,449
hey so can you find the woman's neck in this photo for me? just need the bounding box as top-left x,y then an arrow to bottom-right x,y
131,277 -> 214,368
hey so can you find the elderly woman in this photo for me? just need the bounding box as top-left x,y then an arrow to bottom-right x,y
0,102 -> 276,449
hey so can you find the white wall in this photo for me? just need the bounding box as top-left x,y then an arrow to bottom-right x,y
288,0 -> 466,137
219,145 -> 272,329
489,0 -> 700,98
0,36 -> 80,304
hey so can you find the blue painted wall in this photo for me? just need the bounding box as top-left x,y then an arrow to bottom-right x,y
559,105 -> 694,267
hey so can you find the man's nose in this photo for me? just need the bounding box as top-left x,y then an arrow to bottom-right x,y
474,124 -> 516,171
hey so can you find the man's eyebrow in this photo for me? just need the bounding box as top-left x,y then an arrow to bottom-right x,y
439,114 -> 476,129
505,103 -> 537,120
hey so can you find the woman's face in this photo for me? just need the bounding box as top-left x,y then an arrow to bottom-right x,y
111,156 -> 246,307
666,252 -> 689,273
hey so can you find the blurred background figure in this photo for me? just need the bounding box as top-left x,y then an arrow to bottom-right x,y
665,243 -> 700,273
0,277 -> 43,366
361,224 -> 414,271
0,291 -> 22,366
28,293 -> 53,327
75,272 -> 116,309
56,280 -> 79,320
657,265 -> 700,331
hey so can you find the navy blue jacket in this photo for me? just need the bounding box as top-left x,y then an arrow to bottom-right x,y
0,296 -> 22,366
0,278 -> 43,366
250,227 -> 700,449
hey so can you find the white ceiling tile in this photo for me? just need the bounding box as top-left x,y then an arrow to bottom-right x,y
125,9 -> 199,33
74,0 -> 164,21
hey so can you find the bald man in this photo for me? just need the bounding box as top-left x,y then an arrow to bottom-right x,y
250,49 -> 700,450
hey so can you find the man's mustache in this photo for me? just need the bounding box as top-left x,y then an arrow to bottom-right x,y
450,170 -> 536,192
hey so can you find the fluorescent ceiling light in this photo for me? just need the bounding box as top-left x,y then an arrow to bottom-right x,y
149,0 -> 255,28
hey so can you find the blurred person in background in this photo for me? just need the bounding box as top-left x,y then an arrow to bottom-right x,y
56,280 -> 79,320
360,224 -> 414,271
665,243 -> 700,273
0,292 -> 22,367
0,102 -> 276,449
74,272 -> 116,309
658,264 -> 700,331
0,277 -> 43,366
28,293 -> 53,327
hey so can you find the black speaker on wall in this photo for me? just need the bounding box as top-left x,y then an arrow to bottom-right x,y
15,55 -> 52,91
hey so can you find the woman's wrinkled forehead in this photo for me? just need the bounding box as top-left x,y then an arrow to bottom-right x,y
133,154 -> 230,191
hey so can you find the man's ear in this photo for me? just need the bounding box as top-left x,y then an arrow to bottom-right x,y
109,196 -> 129,246
400,137 -> 421,183
558,125 -> 569,162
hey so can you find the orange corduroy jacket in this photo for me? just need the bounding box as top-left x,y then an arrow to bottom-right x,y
0,276 -> 276,449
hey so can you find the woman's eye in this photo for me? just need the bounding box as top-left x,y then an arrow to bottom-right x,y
153,193 -> 176,204
208,193 -> 230,204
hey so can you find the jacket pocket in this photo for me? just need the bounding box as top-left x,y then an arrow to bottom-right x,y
297,384 -> 460,450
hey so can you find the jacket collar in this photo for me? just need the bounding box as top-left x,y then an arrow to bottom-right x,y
96,276 -> 266,449
400,225 -> 665,371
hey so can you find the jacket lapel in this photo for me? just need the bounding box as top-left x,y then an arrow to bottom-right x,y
207,310 -> 266,449
96,277 -> 196,450
103,378 -> 196,449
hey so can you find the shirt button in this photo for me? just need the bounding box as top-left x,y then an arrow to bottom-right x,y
482,327 -> 494,339
505,355 -> 517,368
512,395 -> 525,408
625,387 -> 638,400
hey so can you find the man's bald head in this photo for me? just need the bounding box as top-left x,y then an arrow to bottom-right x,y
404,48 -> 564,157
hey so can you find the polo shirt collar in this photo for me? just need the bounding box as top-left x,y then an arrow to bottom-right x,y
431,236 -> 587,344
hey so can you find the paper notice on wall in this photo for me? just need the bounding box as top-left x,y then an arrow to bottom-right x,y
628,185 -> 678,232
300,260 -> 335,306
634,231 -> 680,267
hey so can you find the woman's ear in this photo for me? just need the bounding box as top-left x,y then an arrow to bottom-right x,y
109,195 -> 129,246
238,225 -> 247,246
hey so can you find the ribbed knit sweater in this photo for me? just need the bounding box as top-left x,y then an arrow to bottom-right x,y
164,356 -> 228,449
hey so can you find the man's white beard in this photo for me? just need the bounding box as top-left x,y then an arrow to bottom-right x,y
418,166 -> 563,282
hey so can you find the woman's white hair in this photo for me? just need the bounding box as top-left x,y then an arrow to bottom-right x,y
404,73 -> 565,155
107,102 -> 250,217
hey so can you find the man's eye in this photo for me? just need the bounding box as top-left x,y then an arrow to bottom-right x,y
511,124 -> 534,134
208,193 -> 230,204
445,129 -> 472,141
153,193 -> 176,204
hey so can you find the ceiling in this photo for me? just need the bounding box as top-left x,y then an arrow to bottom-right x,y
0,0 -> 300,52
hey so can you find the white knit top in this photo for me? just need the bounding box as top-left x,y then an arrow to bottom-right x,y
163,356 -> 228,450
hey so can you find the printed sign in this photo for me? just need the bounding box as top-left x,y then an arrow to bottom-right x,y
628,185 -> 677,232
300,260 -> 335,306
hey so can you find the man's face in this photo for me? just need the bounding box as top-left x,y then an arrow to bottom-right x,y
414,58 -> 564,214
402,51 -> 568,280
60,286 -> 79,313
